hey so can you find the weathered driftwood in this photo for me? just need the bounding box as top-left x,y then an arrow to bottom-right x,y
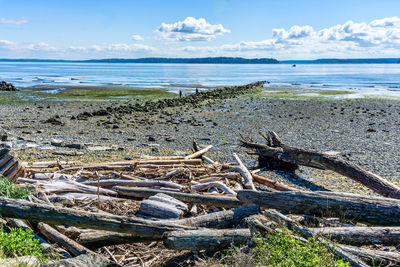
0,149 -> 25,182
241,131 -> 400,199
38,223 -> 94,256
309,226 -> 400,246
82,179 -> 183,190
46,193 -> 125,204
138,193 -> 188,219
237,190 -> 400,225
78,231 -> 155,249
0,196 -> 194,237
232,153 -> 256,190
18,177 -> 117,196
61,159 -> 202,171
114,186 -> 245,208
263,209 -> 367,267
251,172 -> 299,191
163,229 -> 252,251
78,205 -> 259,248
185,145 -> 213,159
191,181 -> 236,195
340,244 -> 400,266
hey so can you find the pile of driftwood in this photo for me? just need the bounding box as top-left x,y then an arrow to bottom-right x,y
1,132 -> 400,266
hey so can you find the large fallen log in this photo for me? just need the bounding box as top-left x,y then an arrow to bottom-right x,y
309,226 -> 400,246
78,205 -> 259,248
114,186 -> 245,208
0,196 -> 194,237
237,190 -> 400,225
163,229 -> 252,251
241,131 -> 400,199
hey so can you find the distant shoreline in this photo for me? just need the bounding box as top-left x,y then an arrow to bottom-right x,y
0,57 -> 399,64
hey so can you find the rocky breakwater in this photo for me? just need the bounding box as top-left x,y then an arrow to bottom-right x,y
0,81 -> 18,91
74,81 -> 266,120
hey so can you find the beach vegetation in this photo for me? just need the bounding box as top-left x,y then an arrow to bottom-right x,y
202,228 -> 349,267
0,176 -> 32,199
33,88 -> 174,101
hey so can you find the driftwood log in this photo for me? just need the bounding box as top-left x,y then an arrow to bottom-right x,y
0,196 -> 194,237
241,131 -> 400,199
114,186 -> 245,208
163,229 -> 252,251
78,205 -> 259,248
309,226 -> 400,246
38,223 -> 94,257
237,190 -> 400,225
138,193 -> 188,219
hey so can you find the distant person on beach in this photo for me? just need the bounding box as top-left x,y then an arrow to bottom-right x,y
195,88 -> 199,94
179,90 -> 182,98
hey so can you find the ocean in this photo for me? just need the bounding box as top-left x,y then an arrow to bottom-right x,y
0,62 -> 399,98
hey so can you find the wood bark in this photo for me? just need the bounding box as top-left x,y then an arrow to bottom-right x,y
184,145 -> 213,159
309,226 -> 400,246
37,222 -> 94,256
232,153 -> 256,190
82,179 -> 183,190
191,181 -> 236,195
77,205 -> 259,248
18,177 -> 117,196
0,196 -> 194,237
114,186 -> 245,208
241,131 -> 400,199
237,190 -> 400,225
251,172 -> 299,191
163,229 -> 252,251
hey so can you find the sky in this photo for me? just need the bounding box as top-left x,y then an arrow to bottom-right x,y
0,0 -> 400,60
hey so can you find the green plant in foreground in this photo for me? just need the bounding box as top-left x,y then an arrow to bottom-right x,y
205,229 -> 349,267
0,176 -> 32,199
0,227 -> 43,259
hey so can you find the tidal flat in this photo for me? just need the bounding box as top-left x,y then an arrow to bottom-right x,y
1,84 -> 400,195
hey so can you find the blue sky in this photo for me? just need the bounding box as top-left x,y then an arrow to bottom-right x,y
1,0 -> 400,59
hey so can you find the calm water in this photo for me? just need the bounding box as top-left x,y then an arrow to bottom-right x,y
0,62 -> 399,96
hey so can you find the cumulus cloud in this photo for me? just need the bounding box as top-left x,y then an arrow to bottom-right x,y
0,18 -> 28,25
131,35 -> 144,41
179,16 -> 400,58
157,17 -> 230,41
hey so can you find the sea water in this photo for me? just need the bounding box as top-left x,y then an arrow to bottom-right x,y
0,62 -> 399,97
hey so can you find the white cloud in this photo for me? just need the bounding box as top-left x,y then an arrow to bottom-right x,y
178,16 -> 400,59
68,43 -> 155,53
131,35 -> 144,41
0,18 -> 28,25
156,17 -> 230,41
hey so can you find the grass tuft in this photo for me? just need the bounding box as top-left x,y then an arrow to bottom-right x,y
0,176 -> 32,199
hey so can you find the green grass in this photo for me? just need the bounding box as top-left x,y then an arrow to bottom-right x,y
33,88 -> 175,101
0,176 -> 32,199
204,229 -> 349,267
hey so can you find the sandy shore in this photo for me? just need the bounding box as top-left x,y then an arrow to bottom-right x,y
1,86 -> 400,194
